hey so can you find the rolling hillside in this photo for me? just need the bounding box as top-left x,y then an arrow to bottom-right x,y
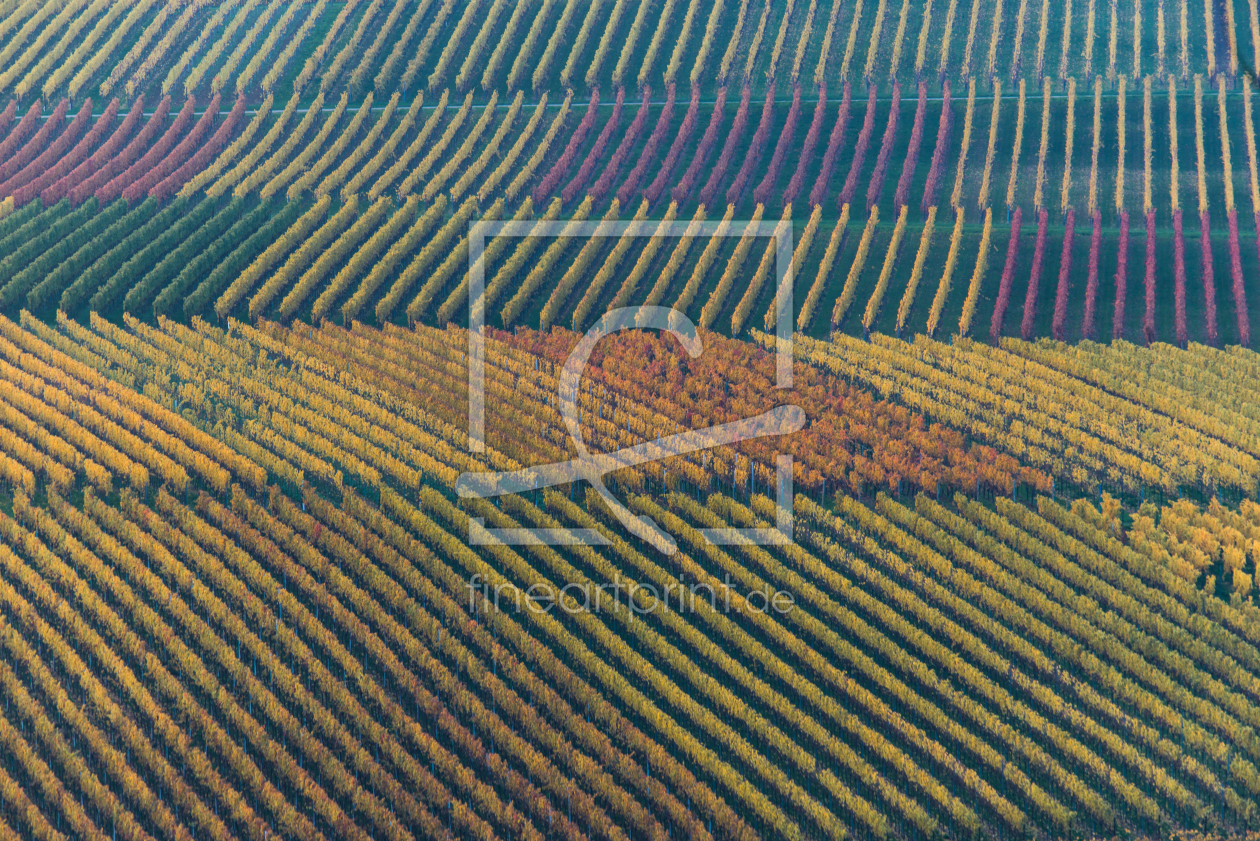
0,2 -> 1258,839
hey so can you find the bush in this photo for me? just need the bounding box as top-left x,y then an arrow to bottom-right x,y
124,197 -> 245,314
864,82 -> 903,212
927,208 -> 967,337
700,83 -> 751,208
150,95 -> 247,201
839,85 -> 878,208
894,81 -> 928,211
1052,209 -> 1076,341
124,94 -> 223,204
0,102 -> 41,165
921,80 -> 953,214
810,81 -> 852,208
340,195 -> 436,323
0,101 -> 17,138
0,99 -> 90,201
0,199 -> 92,292
184,200 -> 304,318
95,96 -> 192,206
1082,210 -> 1102,340
214,196 -> 332,319
154,199 -> 274,318
673,85 -> 727,204
310,197 -> 409,322
91,196 -> 219,312
1199,209 -> 1219,345
726,80 -> 777,206
783,82 -> 827,207
645,83 -> 700,206
1020,208 -> 1049,340
1173,209 -> 1188,346
990,207 -> 1023,343
1228,208 -> 1250,346
562,87 -> 624,205
754,83 -> 803,206
533,88 -> 601,205
957,207 -> 994,337
831,206 -> 880,328
591,89 -> 652,204
1112,211 -> 1130,340
617,83 -> 676,206
20,99 -> 120,207
0,98 -> 67,185
1143,209 -> 1157,345
261,199 -> 364,320
895,205 -> 938,335
58,197 -> 179,312
505,91 -> 569,202
56,95 -> 150,206
0,199 -> 112,308
26,199 -> 151,312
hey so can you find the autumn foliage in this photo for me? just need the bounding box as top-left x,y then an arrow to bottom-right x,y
1143,209 -> 1157,346
1174,209 -> 1188,346
591,88 -> 652,203
840,85 -> 879,208
0,100 -> 91,201
1201,210 -> 1219,346
89,96 -> 182,205
990,207 -> 1024,343
673,85 -> 727,204
1228,208 -> 1250,346
0,292 -> 1256,841
700,83 -> 751,207
783,82 -> 827,207
865,82 -> 903,211
1082,210 -> 1102,340
1113,211 -> 1130,340
0,99 -> 67,185
0,101 -> 17,138
1020,208 -> 1049,340
505,324 -> 1047,497
1254,213 -> 1260,333
0,102 -> 41,164
727,80 -> 777,206
124,94 -> 225,205
563,87 -> 624,205
810,81 -> 852,208
16,100 -> 120,207
53,96 -> 148,206
533,88 -> 600,204
645,83 -> 700,206
617,83 -> 676,206
9,13 -> 1260,841
151,96 -> 248,201
753,83 -> 803,205
1052,209 -> 1076,342
894,81 -> 929,210
921,81 -> 953,213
